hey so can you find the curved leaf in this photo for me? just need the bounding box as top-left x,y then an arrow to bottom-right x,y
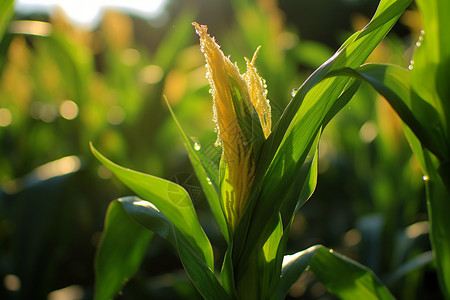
90,143 -> 214,269
278,245 -> 394,300
326,64 -> 447,160
119,196 -> 230,300
0,0 -> 14,40
95,200 -> 153,300
413,1 -> 450,297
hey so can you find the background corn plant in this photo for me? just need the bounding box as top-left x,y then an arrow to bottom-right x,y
1,0 -> 448,299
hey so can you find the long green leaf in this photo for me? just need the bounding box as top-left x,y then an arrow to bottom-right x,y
258,215 -> 283,298
119,196 -> 230,300
265,145 -> 320,298
278,245 -> 395,300
413,1 -> 450,297
165,99 -> 229,243
0,0 -> 14,40
326,64 -> 447,160
424,162 -> 450,300
90,143 -> 214,269
95,200 -> 153,300
405,123 -> 450,300
414,0 -> 450,136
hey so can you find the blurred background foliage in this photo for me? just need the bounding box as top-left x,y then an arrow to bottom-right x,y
0,0 -> 439,299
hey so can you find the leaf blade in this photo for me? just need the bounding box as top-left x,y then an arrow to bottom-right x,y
119,196 -> 230,300
326,64 -> 447,160
90,143 -> 214,269
278,245 -> 395,300
95,200 -> 153,300
0,0 -> 14,40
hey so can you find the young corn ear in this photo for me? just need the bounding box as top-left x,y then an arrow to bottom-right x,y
193,22 -> 271,232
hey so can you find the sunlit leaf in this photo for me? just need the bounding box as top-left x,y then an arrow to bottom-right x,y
411,1 -> 450,296
326,64 -> 447,160
95,200 -> 153,300
90,143 -> 214,269
278,245 -> 395,300
0,0 -> 14,40
119,196 -> 230,300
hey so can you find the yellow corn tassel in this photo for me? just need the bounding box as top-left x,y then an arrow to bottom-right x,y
244,47 -> 272,139
193,22 -> 271,232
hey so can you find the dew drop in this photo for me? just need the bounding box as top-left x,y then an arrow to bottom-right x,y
408,65 -> 414,70
420,30 -> 425,35
423,175 -> 430,181
291,88 -> 299,97
418,35 -> 424,41
416,41 -> 422,47
206,177 -> 212,185
329,248 -> 334,254
194,143 -> 201,151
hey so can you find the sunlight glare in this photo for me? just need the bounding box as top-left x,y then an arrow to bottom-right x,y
15,0 -> 166,29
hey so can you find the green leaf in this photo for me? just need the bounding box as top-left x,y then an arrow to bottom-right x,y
259,215 -> 283,297
267,145 -> 320,298
326,64 -> 447,160
221,245 -> 238,298
95,200 -> 153,300
412,1 -> 450,297
424,165 -> 450,300
119,196 -> 230,300
322,79 -> 361,128
414,0 -> 450,137
165,98 -> 229,243
90,143 -> 214,270
278,245 -> 395,300
0,0 -> 14,40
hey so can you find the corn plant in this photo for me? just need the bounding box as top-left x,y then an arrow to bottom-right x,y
91,0 -> 449,298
